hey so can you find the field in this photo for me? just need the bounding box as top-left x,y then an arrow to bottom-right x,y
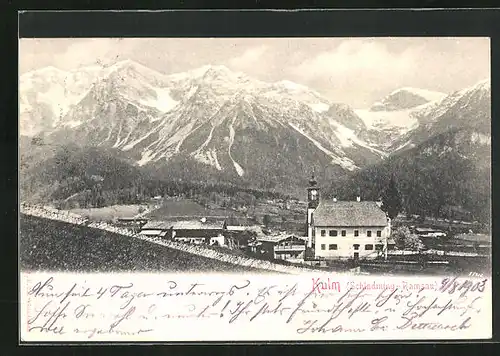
146,199 -> 238,219
69,204 -> 149,221
360,253 -> 491,276
394,215 -> 488,235
20,214 -> 265,273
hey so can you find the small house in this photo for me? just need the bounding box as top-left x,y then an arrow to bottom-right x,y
253,234 -> 307,262
139,219 -> 226,246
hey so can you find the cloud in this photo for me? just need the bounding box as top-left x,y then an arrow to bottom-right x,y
20,38 -> 131,73
290,39 -> 422,83
228,46 -> 268,70
19,38 -> 489,108
57,38 -> 123,68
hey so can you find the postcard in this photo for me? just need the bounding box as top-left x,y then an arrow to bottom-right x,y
19,37 -> 492,342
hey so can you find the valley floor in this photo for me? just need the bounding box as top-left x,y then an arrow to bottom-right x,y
68,204 -> 149,221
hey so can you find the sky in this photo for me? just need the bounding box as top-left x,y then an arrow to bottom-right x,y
19,37 -> 490,108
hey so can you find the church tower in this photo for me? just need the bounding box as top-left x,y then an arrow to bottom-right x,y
306,173 -> 320,248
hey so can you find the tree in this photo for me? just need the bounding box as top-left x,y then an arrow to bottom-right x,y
263,214 -> 271,227
392,226 -> 425,251
381,175 -> 402,220
233,230 -> 257,248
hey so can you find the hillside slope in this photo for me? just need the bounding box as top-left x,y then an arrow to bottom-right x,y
20,214 -> 263,272
329,127 -> 491,223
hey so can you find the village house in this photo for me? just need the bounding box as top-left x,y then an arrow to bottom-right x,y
306,175 -> 393,260
413,227 -> 447,238
222,216 -> 261,250
114,218 -> 149,233
250,234 -> 307,262
224,216 -> 254,232
139,218 -> 226,246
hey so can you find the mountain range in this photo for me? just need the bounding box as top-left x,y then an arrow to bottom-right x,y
20,60 -> 385,188
19,60 -> 491,220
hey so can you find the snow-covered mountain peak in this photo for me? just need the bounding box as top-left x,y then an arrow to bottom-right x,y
39,65 -> 62,72
108,59 -> 153,72
200,64 -> 233,75
357,86 -> 448,139
172,64 -> 247,82
354,87 -> 448,149
413,78 -> 491,123
166,65 -> 327,110
467,78 -> 490,93
370,86 -> 446,112
387,78 -> 491,154
21,66 -> 66,78
274,80 -> 309,91
104,59 -> 170,84
388,87 -> 446,103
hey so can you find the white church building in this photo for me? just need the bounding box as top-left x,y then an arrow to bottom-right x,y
306,175 -> 393,260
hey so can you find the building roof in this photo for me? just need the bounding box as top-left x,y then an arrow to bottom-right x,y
313,201 -> 388,227
415,227 -> 443,233
174,230 -> 223,238
141,220 -> 224,230
139,230 -> 165,236
455,233 -> 490,243
225,216 -> 252,226
257,234 -> 307,243
117,217 -> 149,222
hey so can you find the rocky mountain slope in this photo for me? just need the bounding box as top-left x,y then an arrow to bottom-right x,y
355,80 -> 489,152
370,87 -> 446,112
21,61 -> 386,191
390,79 -> 490,152
329,125 -> 491,223
327,79 -> 491,222
20,60 -> 490,208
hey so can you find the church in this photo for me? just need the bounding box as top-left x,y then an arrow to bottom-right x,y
306,175 -> 393,260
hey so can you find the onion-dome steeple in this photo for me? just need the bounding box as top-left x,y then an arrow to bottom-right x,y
309,172 -> 317,187
307,170 -> 320,209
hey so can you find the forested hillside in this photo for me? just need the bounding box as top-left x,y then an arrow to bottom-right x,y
328,127 -> 491,224
20,143 -> 289,209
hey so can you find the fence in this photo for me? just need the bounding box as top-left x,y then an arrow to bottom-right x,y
388,249 -> 488,258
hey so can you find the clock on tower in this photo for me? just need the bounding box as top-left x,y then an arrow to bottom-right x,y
307,173 -> 320,209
